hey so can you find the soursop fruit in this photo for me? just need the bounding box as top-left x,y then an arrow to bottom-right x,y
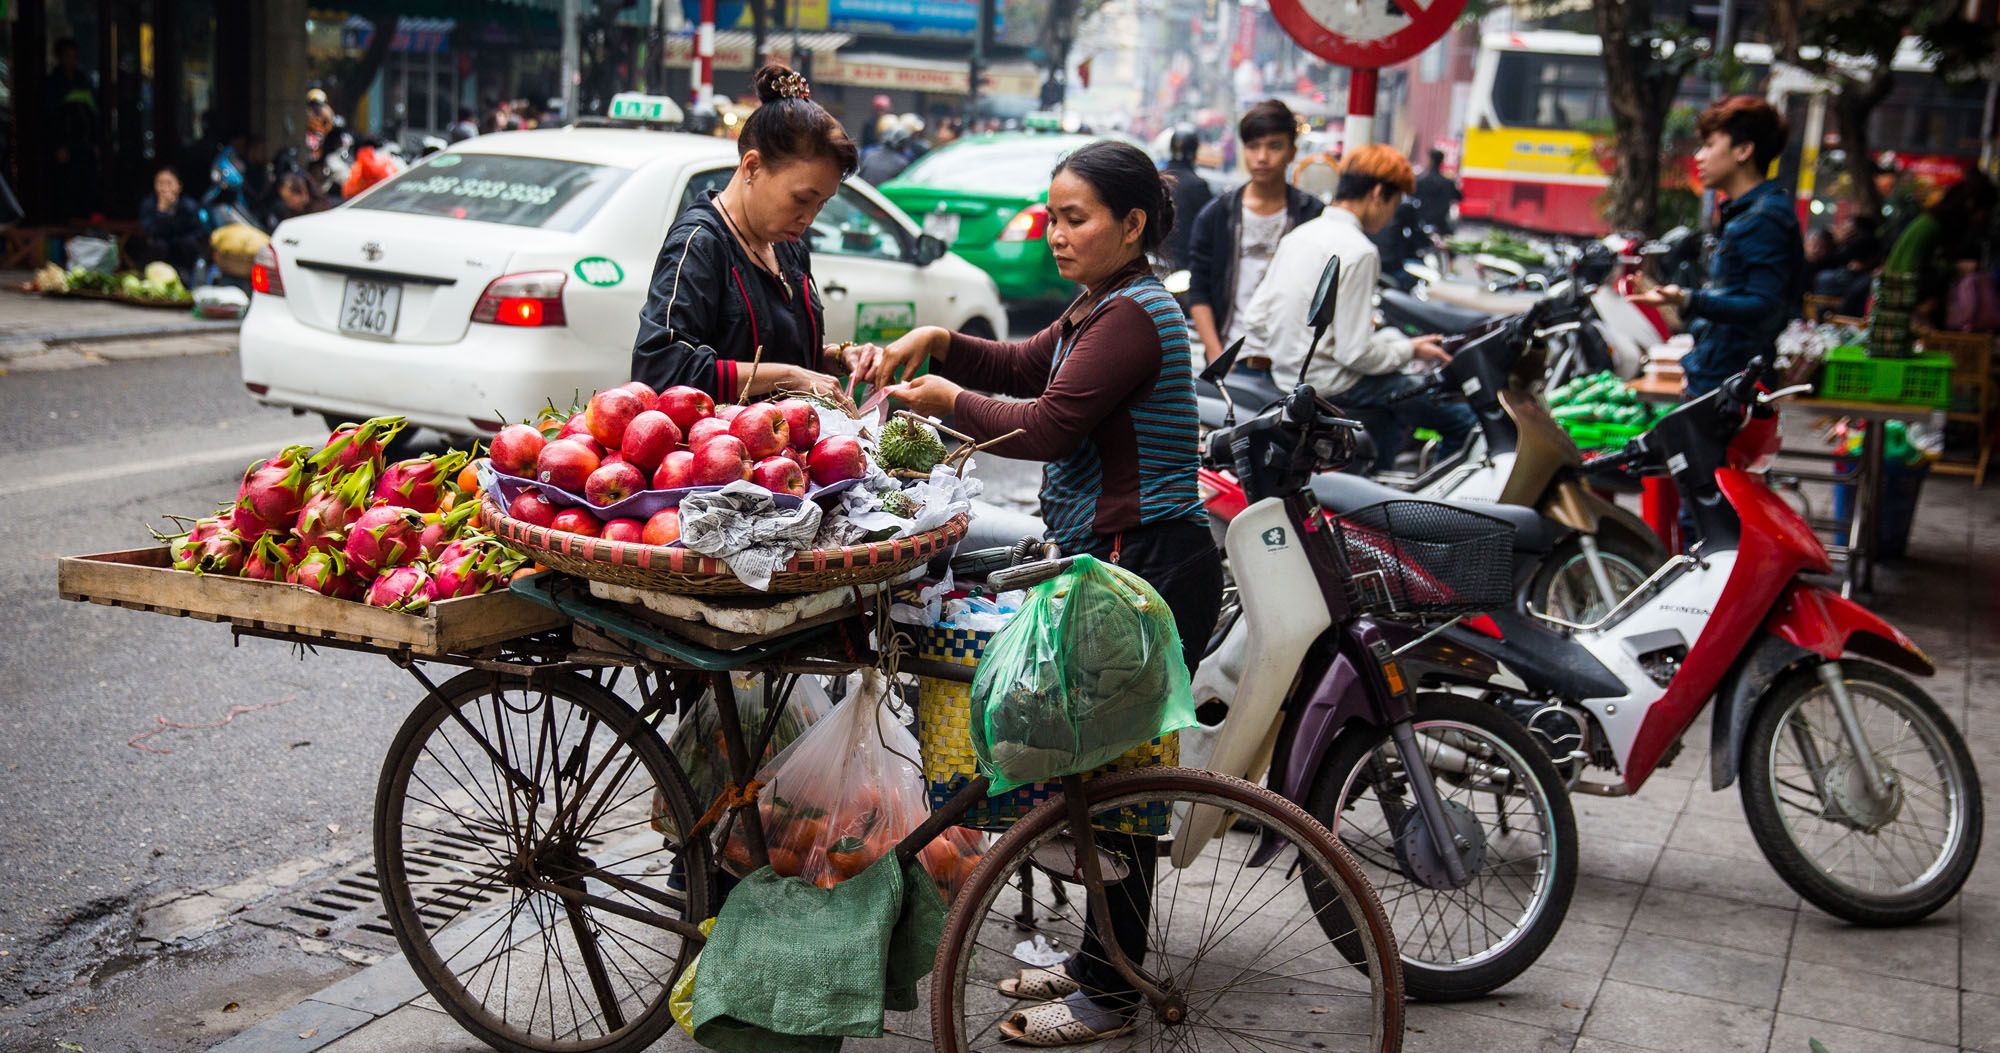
881,489 -> 920,518
877,417 -> 947,473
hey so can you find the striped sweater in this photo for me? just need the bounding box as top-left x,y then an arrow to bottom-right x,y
942,267 -> 1206,552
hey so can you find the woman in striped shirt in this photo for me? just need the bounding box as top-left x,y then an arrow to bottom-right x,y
853,139 -> 1221,1045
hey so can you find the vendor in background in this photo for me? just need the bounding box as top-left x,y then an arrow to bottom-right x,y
272,171 -> 333,223
136,166 -> 207,285
1872,174 -> 1997,353
630,65 -> 857,402
850,140 -> 1220,1047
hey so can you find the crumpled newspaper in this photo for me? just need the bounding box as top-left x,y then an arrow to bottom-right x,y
678,481 -> 824,590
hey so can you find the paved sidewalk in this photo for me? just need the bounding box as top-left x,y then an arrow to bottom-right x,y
0,270 -> 239,362
206,472 -> 1998,1053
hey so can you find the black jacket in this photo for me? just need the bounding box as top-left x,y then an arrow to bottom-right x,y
630,191 -> 828,402
1162,160 -> 1213,271
1185,184 -> 1323,339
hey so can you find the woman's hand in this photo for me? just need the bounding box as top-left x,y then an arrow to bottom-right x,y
864,326 -> 949,387
884,374 -> 963,418
1629,284 -> 1686,308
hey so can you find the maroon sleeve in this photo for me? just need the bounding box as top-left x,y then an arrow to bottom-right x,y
936,321 -> 1061,398
950,299 -> 1159,460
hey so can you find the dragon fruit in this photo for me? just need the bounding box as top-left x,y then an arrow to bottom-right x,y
242,536 -> 299,582
230,445 -> 315,539
343,505 -> 425,577
312,416 -> 408,477
293,464 -> 376,553
375,449 -> 470,513
184,524 -> 251,576
288,547 -> 347,596
366,564 -> 434,612
417,500 -> 479,561
429,536 -> 525,599
156,513 -> 232,571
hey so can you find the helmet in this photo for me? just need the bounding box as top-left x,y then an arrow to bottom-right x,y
897,113 -> 925,136
881,125 -> 912,149
305,87 -> 328,106
1169,125 -> 1199,164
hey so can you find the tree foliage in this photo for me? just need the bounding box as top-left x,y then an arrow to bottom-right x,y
1594,2 -> 1708,235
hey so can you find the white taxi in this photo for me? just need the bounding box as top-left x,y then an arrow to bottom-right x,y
240,104 -> 1006,438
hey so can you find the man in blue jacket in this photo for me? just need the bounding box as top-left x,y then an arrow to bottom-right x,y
1186,100 -> 1324,369
1631,96 -> 1803,396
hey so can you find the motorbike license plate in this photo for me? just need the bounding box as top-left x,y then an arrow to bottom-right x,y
923,211 -> 960,245
339,278 -> 402,338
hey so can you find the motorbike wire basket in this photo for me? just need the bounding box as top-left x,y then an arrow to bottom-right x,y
1332,501 -> 1516,617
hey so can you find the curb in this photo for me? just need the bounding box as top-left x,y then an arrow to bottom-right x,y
0,320 -> 241,358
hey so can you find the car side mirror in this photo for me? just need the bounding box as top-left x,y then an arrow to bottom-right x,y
914,234 -> 948,266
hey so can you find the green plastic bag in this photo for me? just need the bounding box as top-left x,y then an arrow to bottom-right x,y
969,554 -> 1197,793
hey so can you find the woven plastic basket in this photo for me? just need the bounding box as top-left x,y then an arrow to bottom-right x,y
911,622 -> 1175,835
478,492 -> 969,595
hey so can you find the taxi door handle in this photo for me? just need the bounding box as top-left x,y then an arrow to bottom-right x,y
823,282 -> 849,297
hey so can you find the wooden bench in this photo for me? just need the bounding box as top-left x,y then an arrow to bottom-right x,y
1917,326 -> 1999,486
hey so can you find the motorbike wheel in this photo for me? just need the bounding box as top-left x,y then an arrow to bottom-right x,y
1525,529 -> 1661,624
1304,694 -> 1577,1001
1740,661 -> 1982,926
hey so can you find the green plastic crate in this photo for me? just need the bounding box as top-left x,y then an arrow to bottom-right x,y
1818,345 -> 1953,408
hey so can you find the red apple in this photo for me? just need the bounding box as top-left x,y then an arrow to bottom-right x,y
602,450 -> 626,467
508,490 -> 558,527
567,435 -> 606,459
686,417 -> 732,448
751,455 -> 808,497
642,508 -> 682,546
807,435 -> 867,485
551,508 -> 603,537
601,517 -> 646,543
559,414 -> 592,440
658,385 -> 716,433
716,403 -> 744,422
776,399 -> 820,451
731,403 -> 790,459
536,439 -> 601,492
585,388 -> 646,448
691,435 -> 753,485
584,461 -> 648,506
490,424 -> 546,477
779,446 -> 808,469
619,410 -> 681,474
618,380 -> 660,411
652,449 -> 696,490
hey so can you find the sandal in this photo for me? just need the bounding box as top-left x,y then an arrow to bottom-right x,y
996,966 -> 1080,1000
998,997 -> 1136,1046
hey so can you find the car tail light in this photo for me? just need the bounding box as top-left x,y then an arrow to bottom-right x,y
250,244 -> 283,296
472,271 -> 567,327
244,382 -> 270,396
469,418 -> 505,434
997,203 -> 1048,242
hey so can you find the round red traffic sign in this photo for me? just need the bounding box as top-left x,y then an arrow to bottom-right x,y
1268,0 -> 1468,68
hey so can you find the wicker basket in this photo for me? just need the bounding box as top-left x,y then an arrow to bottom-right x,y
478,492 -> 968,595
911,622 -> 1176,835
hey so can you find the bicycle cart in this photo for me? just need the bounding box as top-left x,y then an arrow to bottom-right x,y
59,514 -> 1403,1053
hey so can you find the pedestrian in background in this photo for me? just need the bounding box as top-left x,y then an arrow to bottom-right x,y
1630,95 -> 1801,393
1413,147 -> 1459,236
1160,126 -> 1212,272
1874,174 -> 1997,351
272,171 -> 333,222
449,107 -> 480,143
47,38 -> 100,222
855,125 -> 914,185
1184,99 -> 1324,368
135,166 -> 207,284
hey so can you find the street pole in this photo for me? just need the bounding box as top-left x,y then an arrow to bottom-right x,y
1346,67 -> 1377,149
561,0 -> 581,121
969,0 -> 995,125
696,0 -> 716,106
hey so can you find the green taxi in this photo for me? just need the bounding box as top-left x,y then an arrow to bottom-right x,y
877,132 -> 1101,305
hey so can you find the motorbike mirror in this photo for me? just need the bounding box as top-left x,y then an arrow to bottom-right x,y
1296,255 -> 1341,387
1201,337 -> 1245,426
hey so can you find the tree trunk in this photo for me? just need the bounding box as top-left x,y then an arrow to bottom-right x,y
336,16 -> 399,123
1595,0 -> 1666,233
1833,71 -> 1892,218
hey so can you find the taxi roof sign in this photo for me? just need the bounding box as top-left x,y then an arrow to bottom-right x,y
607,92 -> 685,125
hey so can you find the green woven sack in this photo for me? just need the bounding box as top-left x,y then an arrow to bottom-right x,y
969,554 -> 1197,793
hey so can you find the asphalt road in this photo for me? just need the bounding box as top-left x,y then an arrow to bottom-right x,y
0,345 -> 1046,1052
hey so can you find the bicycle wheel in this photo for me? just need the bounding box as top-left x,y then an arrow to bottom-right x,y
1740,661 -> 1982,926
932,768 -> 1403,1053
375,669 -> 713,1053
1305,694 -> 1576,1001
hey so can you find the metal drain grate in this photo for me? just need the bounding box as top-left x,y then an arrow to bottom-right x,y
245,831 -> 606,954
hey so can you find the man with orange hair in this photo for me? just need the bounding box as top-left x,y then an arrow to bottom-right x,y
1241,143 -> 1474,470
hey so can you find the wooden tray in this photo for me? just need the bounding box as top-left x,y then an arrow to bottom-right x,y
57,547 -> 567,657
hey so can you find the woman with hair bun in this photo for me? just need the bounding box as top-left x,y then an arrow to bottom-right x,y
630,64 -> 861,401
849,139 -> 1221,1045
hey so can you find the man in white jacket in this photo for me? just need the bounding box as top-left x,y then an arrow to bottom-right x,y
1240,144 -> 1475,471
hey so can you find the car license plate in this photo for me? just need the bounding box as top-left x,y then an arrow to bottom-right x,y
339,278 -> 402,338
923,211 -> 960,245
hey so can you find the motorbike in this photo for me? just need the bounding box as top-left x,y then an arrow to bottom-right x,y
1182,256 -> 1578,1001
1419,359 -> 1983,924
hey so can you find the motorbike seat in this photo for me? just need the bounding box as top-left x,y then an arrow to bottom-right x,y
1308,472 -> 1563,555
1378,287 -> 1494,335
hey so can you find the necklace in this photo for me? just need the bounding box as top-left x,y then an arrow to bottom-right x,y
717,193 -> 792,304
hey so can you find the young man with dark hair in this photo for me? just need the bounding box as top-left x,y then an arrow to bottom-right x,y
1632,95 -> 1802,395
1185,99 -> 1323,365
1240,145 -> 1475,470
1414,147 -> 1459,235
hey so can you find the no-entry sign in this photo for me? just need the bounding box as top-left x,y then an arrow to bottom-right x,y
1267,0 -> 1466,147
